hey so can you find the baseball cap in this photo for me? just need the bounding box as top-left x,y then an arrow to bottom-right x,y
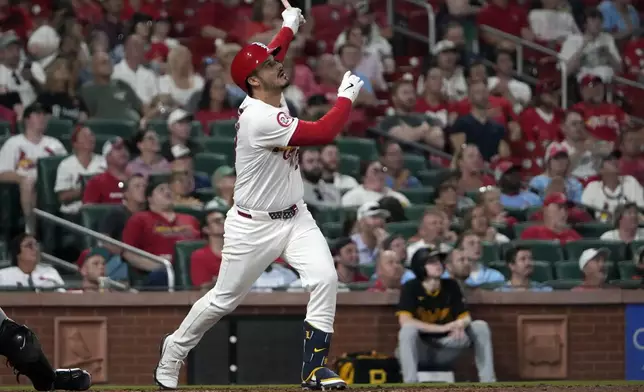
167,109 -> 193,127
432,40 -> 457,56
579,73 -> 603,87
543,192 -> 569,207
357,201 -> 391,220
102,136 -> 125,157
544,142 -> 569,161
23,102 -> 46,119
78,247 -> 111,269
213,165 -> 235,182
171,144 -> 192,160
578,248 -> 610,270
231,41 -> 281,92
494,160 -> 521,182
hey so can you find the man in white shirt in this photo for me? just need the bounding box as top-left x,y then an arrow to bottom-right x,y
341,160 -> 410,207
300,148 -> 341,210
560,109 -> 603,180
0,103 -> 67,233
111,34 -> 159,108
488,50 -> 531,113
0,233 -> 64,289
559,9 -> 622,82
0,32 -> 46,108
54,126 -> 105,216
434,40 -> 467,102
319,143 -> 359,193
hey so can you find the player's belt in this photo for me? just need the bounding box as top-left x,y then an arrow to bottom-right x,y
237,204 -> 299,220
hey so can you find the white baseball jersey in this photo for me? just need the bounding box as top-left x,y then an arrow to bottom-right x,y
54,153 -> 106,214
233,94 -> 303,211
0,134 -> 67,178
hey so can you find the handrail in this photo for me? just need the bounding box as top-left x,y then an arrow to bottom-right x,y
40,252 -> 131,292
34,209 -> 175,292
387,0 -> 435,50
479,25 -> 568,109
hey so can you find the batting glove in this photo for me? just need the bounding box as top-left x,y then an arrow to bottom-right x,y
336,71 -> 365,103
281,7 -> 305,35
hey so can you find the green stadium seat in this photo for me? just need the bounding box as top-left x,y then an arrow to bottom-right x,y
403,154 -> 426,175
574,222 -> 612,238
174,240 -> 207,288
196,188 -> 216,204
505,208 -> 528,223
147,119 -> 203,138
45,118 -> 74,139
486,260 -> 510,279
404,204 -> 432,220
85,118 -> 137,137
506,240 -> 565,263
492,222 -> 512,239
339,154 -> 360,178
481,242 -> 501,264
174,205 -> 205,223
609,279 -> 642,289
359,264 -> 376,278
545,279 -> 582,290
321,222 -> 343,239
525,206 -> 543,221
417,169 -> 450,188
79,204 -> 122,248
36,155 -> 68,213
194,153 -> 228,175
513,221 -> 538,238
315,207 -> 344,225
532,260 -> 555,282
400,187 -> 435,205
386,221 -> 419,239
346,281 -> 371,291
209,119 -> 237,138
0,121 -> 12,135
630,240 -> 644,259
617,260 -> 637,280
201,137 -> 235,164
564,240 -> 626,262
336,137 -> 378,161
0,184 -> 21,238
555,261 -> 582,280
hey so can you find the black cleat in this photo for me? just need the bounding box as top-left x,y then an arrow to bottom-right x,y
53,368 -> 92,391
301,367 -> 348,391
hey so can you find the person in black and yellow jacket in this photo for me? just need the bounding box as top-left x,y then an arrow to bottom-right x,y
396,247 -> 497,383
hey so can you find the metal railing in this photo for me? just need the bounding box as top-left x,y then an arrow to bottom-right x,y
480,25 -> 568,109
387,0 -> 436,51
40,252 -> 131,292
34,209 -> 176,292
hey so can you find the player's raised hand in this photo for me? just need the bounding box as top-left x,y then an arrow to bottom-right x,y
336,71 -> 364,103
281,7 -> 305,34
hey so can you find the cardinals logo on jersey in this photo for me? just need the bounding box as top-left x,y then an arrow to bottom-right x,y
16,150 -> 35,170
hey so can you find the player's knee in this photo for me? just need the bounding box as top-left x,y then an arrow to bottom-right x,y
316,265 -> 338,288
469,320 -> 491,340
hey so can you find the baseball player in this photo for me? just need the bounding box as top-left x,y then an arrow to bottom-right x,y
154,3 -> 364,391
0,307 -> 92,391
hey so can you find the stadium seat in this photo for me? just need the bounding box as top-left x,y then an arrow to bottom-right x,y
200,137 -> 235,164
194,153 -> 228,175
574,222 -> 612,238
545,279 -> 581,290
386,221 -> 419,239
0,121 -> 11,135
79,204 -> 122,248
532,260 -> 555,282
564,240 -> 627,262
400,187 -> 435,205
609,279 -> 642,289
196,188 -> 215,203
359,264 -> 376,278
512,221 -> 538,238
336,137 -> 378,161
174,239 -> 207,288
44,118 -> 74,139
0,184 -> 21,239
209,119 -> 237,138
148,119 -> 203,138
486,260 -> 510,279
339,154 -> 360,178
555,261 -> 583,280
174,205 -> 205,223
481,242 -> 501,264
315,207 -> 345,225
417,169 -> 450,188
404,204 -> 432,220
0,240 -> 6,260
85,118 -> 138,137
507,240 -> 565,263
321,222 -> 343,238
403,154 -> 426,175
36,155 -> 68,213
629,240 -> 644,259
617,260 -> 637,280
505,208 -> 528,223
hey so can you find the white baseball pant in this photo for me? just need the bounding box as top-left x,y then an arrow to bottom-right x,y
165,200 -> 339,361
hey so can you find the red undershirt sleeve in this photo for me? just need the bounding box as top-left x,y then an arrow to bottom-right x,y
288,98 -> 352,146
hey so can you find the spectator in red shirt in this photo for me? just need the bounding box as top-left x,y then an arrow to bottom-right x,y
190,205 -> 227,289
452,144 -> 496,194
520,192 -> 582,243
618,127 -> 644,185
415,66 -> 452,128
0,2 -> 33,41
195,76 -> 238,132
369,250 -> 404,292
197,0 -> 242,42
571,74 -> 628,143
122,177 -> 200,287
332,237 -> 368,284
82,137 -> 129,205
477,0 -> 534,51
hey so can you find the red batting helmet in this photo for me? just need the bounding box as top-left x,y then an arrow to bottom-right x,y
230,42 -> 281,92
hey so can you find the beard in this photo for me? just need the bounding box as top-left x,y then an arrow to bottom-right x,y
302,169 -> 322,183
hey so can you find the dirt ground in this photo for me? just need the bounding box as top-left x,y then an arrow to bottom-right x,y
93,386 -> 644,392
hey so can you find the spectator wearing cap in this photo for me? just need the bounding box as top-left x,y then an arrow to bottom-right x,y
495,160 -> 542,209
528,177 -> 593,224
0,233 -> 64,289
560,9 -> 622,83
415,66 -> 452,129
529,142 -> 584,203
407,210 -> 458,265
617,127 -> 644,186
477,0 -> 533,52
159,45 -> 205,106
528,0 -> 580,44
432,40 -> 467,102
572,248 -> 612,291
451,144 -> 496,194
0,102 -> 66,233
600,202 -> 644,242
80,52 -> 142,121
194,76 -> 238,132
319,144 -> 359,193
397,247 -> 496,383
488,50 -> 531,114
126,129 -> 170,177
122,176 -> 200,286
598,0 -> 640,40
450,81 -> 510,162
0,31 -> 46,107
495,246 -> 553,292
331,237 -> 369,284
169,144 -> 210,191
112,34 -> 159,108
369,250 -> 404,292
207,165 -> 236,209
77,247 -> 110,292
161,109 -> 201,161
582,151 -> 644,219
447,231 -> 505,287
55,125 -> 105,215
570,73 -> 627,143
351,202 -> 390,265
299,148 -> 341,211
341,160 -> 410,208
521,192 -> 582,243
379,141 -> 421,191
560,110 -> 604,183
36,58 -> 88,123
463,204 -> 510,244
190,205 -> 228,288
82,137 -> 129,205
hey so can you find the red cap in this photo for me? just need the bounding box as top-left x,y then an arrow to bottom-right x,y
230,42 -> 281,92
536,80 -> 557,95
580,74 -> 603,88
543,192 -> 568,206
544,142 -> 569,161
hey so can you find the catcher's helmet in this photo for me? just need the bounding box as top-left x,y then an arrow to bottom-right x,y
231,42 -> 282,92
